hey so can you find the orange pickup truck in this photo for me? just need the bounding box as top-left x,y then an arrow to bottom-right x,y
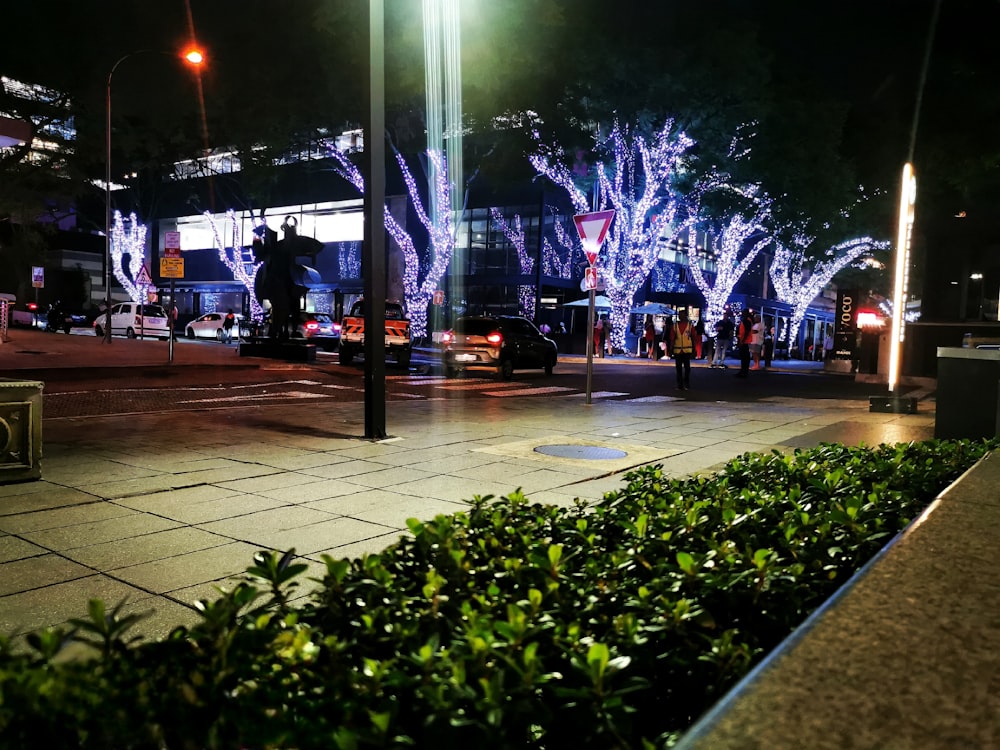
338,299 -> 412,368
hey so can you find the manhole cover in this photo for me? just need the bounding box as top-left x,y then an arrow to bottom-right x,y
534,444 -> 627,460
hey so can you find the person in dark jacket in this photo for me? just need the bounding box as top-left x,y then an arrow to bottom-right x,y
735,309 -> 754,378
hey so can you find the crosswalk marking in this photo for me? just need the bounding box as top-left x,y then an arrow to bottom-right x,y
440,380 -> 523,391
482,386 -> 576,398
178,391 -> 329,404
567,391 -> 629,399
624,395 -> 683,403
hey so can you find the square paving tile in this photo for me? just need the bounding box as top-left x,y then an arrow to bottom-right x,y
0,486 -> 105,517
63,527 -> 231,570
0,535 -> 48,564
309,530 -> 409,562
109,541 -> 262,594
305,488 -> 466,527
0,574 -> 159,636
113,484 -> 244,512
0,502 -> 133,534
253,479 -> 367,503
213,471 -> 324,493
344,466 -> 439,489
21,513 -> 182,551
0,554 -> 94,596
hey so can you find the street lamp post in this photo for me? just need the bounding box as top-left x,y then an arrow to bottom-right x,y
103,47 -> 204,344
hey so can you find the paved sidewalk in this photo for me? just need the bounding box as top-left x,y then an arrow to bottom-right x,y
0,329 -> 935,644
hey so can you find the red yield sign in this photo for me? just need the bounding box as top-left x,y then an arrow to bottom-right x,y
573,210 -> 615,266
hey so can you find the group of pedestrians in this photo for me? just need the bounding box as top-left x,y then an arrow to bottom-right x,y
651,308 -> 775,390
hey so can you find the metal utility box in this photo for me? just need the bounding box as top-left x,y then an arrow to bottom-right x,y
0,379 -> 43,483
935,347 -> 1000,439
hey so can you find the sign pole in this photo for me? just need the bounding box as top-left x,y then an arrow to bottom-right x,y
168,279 -> 175,363
573,210 -> 615,408
586,287 -> 595,404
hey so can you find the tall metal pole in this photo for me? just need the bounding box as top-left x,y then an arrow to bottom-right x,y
363,0 -> 387,439
104,63 -> 115,344
103,48 -> 204,346
585,288 -> 595,405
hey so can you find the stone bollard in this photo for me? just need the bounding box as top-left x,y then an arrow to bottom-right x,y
0,378 -> 43,483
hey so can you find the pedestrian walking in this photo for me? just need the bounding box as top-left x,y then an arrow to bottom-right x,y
823,331 -> 834,361
763,326 -> 775,368
222,308 -> 236,344
644,318 -> 656,359
669,310 -> 697,390
711,312 -> 734,368
750,313 -> 764,370
735,309 -> 754,378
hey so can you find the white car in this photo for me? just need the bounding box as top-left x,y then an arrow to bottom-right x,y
93,302 -> 171,340
185,312 -> 243,341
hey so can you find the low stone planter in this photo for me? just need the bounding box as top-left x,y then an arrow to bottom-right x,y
676,452 -> 1000,749
0,378 -> 43,483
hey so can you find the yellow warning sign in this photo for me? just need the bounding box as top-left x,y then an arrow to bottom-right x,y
159,257 -> 184,279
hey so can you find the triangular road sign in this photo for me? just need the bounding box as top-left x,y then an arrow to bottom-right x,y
135,264 -> 152,287
573,210 -> 615,265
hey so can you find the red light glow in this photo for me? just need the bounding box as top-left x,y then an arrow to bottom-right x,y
486,332 -> 503,345
857,311 -> 881,328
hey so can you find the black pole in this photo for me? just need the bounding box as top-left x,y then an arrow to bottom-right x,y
363,0 -> 387,439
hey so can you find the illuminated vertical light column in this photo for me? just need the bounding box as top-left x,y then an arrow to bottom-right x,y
888,163 -> 916,392
443,0 -> 462,215
423,0 -> 463,320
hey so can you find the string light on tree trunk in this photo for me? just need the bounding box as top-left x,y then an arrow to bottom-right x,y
531,119 -> 697,351
489,208 -> 535,317
769,234 -> 889,346
328,146 -> 456,339
202,209 -> 265,321
110,210 -> 151,302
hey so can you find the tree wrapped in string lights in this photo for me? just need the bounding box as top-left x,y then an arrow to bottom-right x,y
530,120 -> 696,351
110,210 -> 152,302
489,208 -> 535,317
769,233 -> 889,347
542,210 -> 577,279
683,194 -> 772,328
328,147 -> 455,339
202,210 -> 266,321
339,241 -> 361,279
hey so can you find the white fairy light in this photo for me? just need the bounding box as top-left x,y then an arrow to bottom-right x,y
110,211 -> 152,302
531,119 -> 696,350
490,208 -> 535,317
202,210 -> 266,321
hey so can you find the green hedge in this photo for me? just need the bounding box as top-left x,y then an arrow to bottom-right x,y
1,439 -> 995,749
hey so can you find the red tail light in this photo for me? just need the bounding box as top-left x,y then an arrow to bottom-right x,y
305,322 -> 319,331
486,332 -> 503,345
27,303 -> 37,311
442,331 -> 454,345
332,322 -> 341,332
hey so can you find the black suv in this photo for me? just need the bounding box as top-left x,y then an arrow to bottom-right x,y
442,316 -> 558,380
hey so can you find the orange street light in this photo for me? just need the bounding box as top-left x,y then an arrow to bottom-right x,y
103,46 -> 207,344
182,47 -> 205,67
